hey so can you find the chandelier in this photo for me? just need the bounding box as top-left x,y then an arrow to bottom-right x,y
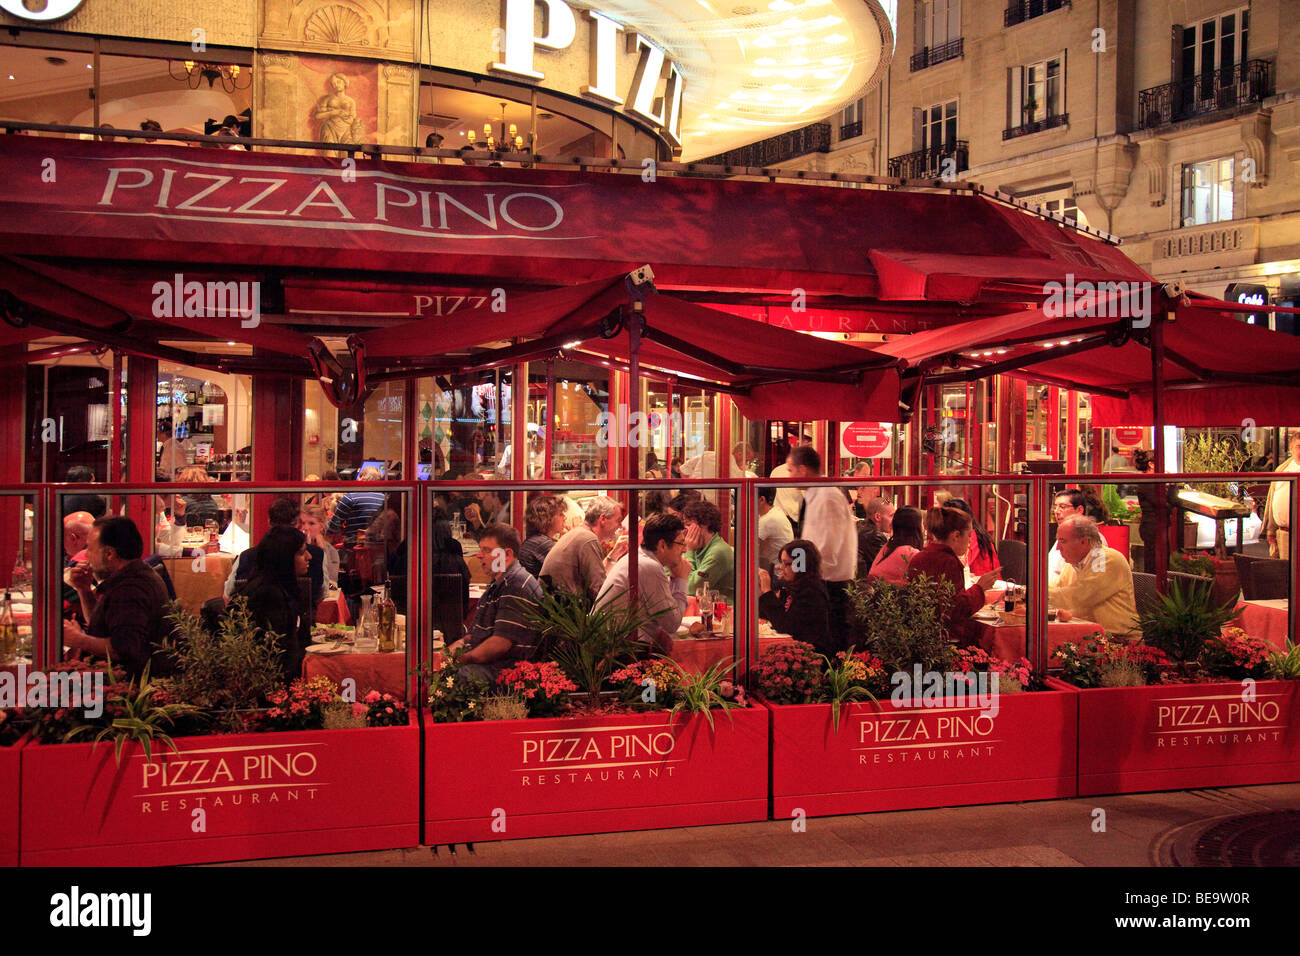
168,60 -> 251,93
466,101 -> 532,152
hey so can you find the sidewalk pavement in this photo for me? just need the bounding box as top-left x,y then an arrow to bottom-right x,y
224,783 -> 1300,867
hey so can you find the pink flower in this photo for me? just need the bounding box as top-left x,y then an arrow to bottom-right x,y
364,690 -> 382,704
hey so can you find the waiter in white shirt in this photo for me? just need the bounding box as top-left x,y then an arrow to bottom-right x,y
769,432 -> 811,530
785,444 -> 856,654
1264,430 -> 1300,559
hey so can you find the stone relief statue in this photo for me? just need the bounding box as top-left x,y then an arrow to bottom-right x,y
313,72 -> 364,143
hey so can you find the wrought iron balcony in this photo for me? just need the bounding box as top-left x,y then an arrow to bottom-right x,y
1139,59 -> 1274,130
1004,0 -> 1068,27
910,37 -> 964,72
839,120 -> 863,141
700,123 -> 832,167
887,141 -> 969,180
1003,112 -> 1070,140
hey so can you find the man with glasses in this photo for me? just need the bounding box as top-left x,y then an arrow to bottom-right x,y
1047,490 -> 1087,586
595,512 -> 691,654
1048,515 -> 1139,639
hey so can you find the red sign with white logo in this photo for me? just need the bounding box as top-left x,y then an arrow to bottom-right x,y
1113,427 -> 1145,446
841,422 -> 892,458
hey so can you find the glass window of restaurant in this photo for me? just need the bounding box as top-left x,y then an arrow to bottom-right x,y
23,349 -> 116,484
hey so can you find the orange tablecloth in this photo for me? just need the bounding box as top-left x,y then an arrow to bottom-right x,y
670,634 -> 793,672
163,553 -> 235,615
975,618 -> 1104,662
302,651 -> 406,697
1233,600 -> 1290,649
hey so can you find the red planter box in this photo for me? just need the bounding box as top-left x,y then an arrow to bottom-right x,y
1054,677 -> 1300,795
766,687 -> 1079,818
0,742 -> 20,868
423,706 -> 769,843
20,718 -> 419,866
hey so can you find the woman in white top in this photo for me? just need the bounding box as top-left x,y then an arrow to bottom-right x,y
868,506 -> 925,585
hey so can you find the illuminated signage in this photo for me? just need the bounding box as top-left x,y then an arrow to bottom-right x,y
490,0 -> 684,146
0,0 -> 84,21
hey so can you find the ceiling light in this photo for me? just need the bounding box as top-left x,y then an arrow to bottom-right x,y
753,35 -> 776,47
6,75 -> 12,81
779,17 -> 804,28
1058,340 -> 1070,346
226,340 -> 237,346
789,35 -> 812,44
787,56 -> 810,65
755,56 -> 777,65
563,340 -> 583,349
824,33 -> 847,43
769,0 -> 794,8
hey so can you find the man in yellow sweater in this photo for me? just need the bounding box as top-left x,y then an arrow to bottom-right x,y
1048,515 -> 1140,639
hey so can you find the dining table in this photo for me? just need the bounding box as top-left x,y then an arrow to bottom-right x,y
972,610 -> 1105,662
163,546 -> 236,615
1232,598 -> 1290,649
670,616 -> 793,672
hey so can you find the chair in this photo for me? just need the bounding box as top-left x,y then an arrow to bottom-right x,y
1233,553 -> 1256,592
430,573 -> 465,645
143,554 -> 177,601
1244,558 -> 1291,601
1132,571 -> 1158,618
1168,571 -> 1213,602
996,539 -> 1027,584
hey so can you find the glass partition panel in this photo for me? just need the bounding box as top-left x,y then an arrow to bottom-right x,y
50,483 -> 415,706
0,491 -> 41,678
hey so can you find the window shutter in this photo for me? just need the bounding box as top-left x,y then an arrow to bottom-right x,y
1009,66 -> 1023,130
915,0 -> 927,52
948,0 -> 961,44
1170,24 -> 1183,84
912,107 -> 925,151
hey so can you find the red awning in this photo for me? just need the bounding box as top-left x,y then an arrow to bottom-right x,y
357,274 -> 906,421
877,292 -> 1300,425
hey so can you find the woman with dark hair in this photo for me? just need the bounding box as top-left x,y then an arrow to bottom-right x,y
429,505 -> 472,623
519,495 -> 564,576
868,506 -> 924,585
758,538 -> 833,658
944,498 -> 998,577
644,451 -> 664,479
233,525 -> 312,682
906,507 -> 1000,647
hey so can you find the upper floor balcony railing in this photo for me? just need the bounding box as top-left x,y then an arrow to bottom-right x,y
1138,59 -> 1274,130
701,123 -> 832,167
839,120 -> 863,141
887,141 -> 969,179
910,37 -> 964,72
1003,111 -> 1070,140
1004,0 -> 1068,27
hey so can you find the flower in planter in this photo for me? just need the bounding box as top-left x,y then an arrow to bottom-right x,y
752,641 -> 828,704
1199,627 -> 1274,680
361,690 -> 409,727
610,659 -> 682,709
495,660 -> 577,718
260,676 -> 340,732
422,653 -> 488,722
953,647 -> 1038,691
1053,635 -> 1170,688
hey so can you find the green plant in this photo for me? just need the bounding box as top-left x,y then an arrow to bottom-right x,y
1102,485 -> 1135,523
1200,627 -> 1273,679
1267,638 -> 1300,680
423,651 -> 488,722
664,657 -> 744,731
524,588 -> 668,708
1170,550 -> 1216,578
65,664 -> 200,766
1137,577 -> 1242,668
821,646 -> 880,731
1053,635 -> 1170,688
1181,432 -> 1248,499
164,597 -> 284,732
1098,660 -> 1145,687
323,700 -> 366,729
849,574 -> 956,675
481,695 -> 529,721
751,641 -> 827,703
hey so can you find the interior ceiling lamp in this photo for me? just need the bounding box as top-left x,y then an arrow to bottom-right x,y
467,101 -> 532,151
169,60 -> 251,93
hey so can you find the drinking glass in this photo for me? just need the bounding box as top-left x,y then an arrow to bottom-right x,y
700,589 -> 714,633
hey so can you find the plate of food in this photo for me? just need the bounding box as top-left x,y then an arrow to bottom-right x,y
311,624 -> 355,644
305,642 -> 348,656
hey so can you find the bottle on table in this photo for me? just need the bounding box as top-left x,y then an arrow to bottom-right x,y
0,592 -> 16,663
378,581 -> 397,653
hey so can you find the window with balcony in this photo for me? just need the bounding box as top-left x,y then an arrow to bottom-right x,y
912,0 -> 963,71
1005,55 -> 1067,139
1181,158 -> 1234,227
1004,0 -> 1067,28
840,98 -> 863,141
888,100 -> 966,179
1139,8 -> 1270,129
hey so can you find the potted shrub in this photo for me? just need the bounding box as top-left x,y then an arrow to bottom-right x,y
762,576 -> 1079,818
18,599 -> 419,866
1050,625 -> 1300,795
422,589 -> 766,843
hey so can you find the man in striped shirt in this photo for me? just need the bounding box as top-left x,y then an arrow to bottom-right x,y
449,523 -> 543,681
326,466 -> 386,544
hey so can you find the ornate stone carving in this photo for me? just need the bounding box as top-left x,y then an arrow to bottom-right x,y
259,53 -> 296,71
1142,138 -> 1169,207
305,4 -> 370,45
1240,109 -> 1270,188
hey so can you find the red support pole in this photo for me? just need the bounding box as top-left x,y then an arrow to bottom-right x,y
543,359 -> 554,481
627,310 -> 640,605
1151,310 -> 1169,591
110,351 -> 123,482
126,356 -> 157,544
0,360 -> 24,590
252,368 -> 303,542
